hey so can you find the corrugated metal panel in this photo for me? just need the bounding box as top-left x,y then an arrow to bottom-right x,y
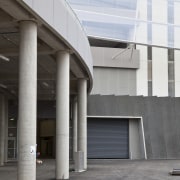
87,118 -> 129,159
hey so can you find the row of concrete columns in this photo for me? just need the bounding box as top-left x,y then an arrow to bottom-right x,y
14,20 -> 87,180
55,52 -> 87,179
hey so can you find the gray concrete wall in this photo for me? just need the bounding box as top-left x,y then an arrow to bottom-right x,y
9,97 -> 180,159
91,47 -> 140,69
87,95 -> 180,159
91,67 -> 136,95
129,119 -> 141,159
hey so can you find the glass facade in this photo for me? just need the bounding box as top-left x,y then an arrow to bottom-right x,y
67,0 -> 180,49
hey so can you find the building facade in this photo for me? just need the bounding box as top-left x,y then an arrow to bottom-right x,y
1,0 -> 180,180
67,0 -> 180,160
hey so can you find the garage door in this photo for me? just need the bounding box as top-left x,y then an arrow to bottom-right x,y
87,118 -> 129,159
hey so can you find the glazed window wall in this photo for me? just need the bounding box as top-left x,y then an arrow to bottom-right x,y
67,0 -> 180,49
67,0 -> 138,42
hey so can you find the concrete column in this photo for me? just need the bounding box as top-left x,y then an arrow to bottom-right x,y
18,20 -> 37,180
77,79 -> 87,170
72,98 -> 77,160
56,51 -> 70,180
4,99 -> 8,163
0,95 -> 6,166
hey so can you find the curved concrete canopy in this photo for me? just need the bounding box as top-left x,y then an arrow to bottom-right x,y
19,0 -> 93,83
0,0 -> 93,97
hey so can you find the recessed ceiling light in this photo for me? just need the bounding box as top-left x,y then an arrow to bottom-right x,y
42,82 -> 49,87
0,54 -> 10,62
10,118 -> 15,121
0,84 -> 7,88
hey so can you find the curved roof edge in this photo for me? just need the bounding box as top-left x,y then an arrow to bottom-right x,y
18,0 -> 93,92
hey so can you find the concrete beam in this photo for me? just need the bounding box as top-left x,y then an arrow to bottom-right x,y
38,27 -> 67,51
70,57 -> 86,79
0,47 -> 55,57
0,0 -> 30,20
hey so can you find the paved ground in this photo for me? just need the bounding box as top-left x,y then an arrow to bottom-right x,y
1,159 -> 180,180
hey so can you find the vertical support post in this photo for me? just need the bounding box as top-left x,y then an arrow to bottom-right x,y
77,79 -> 87,170
72,97 -> 77,160
0,95 -> 6,166
18,20 -> 37,180
56,51 -> 70,180
4,99 -> 8,163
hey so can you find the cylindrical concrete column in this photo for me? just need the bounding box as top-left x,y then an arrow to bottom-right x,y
18,20 -> 37,180
72,97 -> 78,160
0,95 -> 6,166
4,99 -> 8,163
56,51 -> 70,180
77,79 -> 87,170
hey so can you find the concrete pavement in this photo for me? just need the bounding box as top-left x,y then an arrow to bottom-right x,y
1,159 -> 180,180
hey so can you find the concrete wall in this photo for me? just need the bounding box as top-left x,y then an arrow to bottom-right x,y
9,97 -> 180,159
90,46 -> 138,96
91,47 -> 140,69
91,67 -> 136,95
129,119 -> 142,159
87,95 -> 180,159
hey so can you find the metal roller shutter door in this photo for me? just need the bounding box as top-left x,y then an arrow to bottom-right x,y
87,118 -> 129,159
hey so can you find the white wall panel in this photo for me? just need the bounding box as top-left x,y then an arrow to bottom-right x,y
136,22 -> 147,45
54,0 -> 67,39
135,0 -> 147,48
174,51 -> 180,97
174,1 -> 180,49
33,0 -> 54,27
152,24 -> 167,47
174,27 -> 180,50
136,45 -> 148,96
152,47 -> 168,96
152,0 -> 167,23
67,12 -> 78,49
174,2 -> 180,25
137,0 -> 147,20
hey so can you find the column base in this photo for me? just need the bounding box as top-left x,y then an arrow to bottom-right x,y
74,169 -> 86,173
